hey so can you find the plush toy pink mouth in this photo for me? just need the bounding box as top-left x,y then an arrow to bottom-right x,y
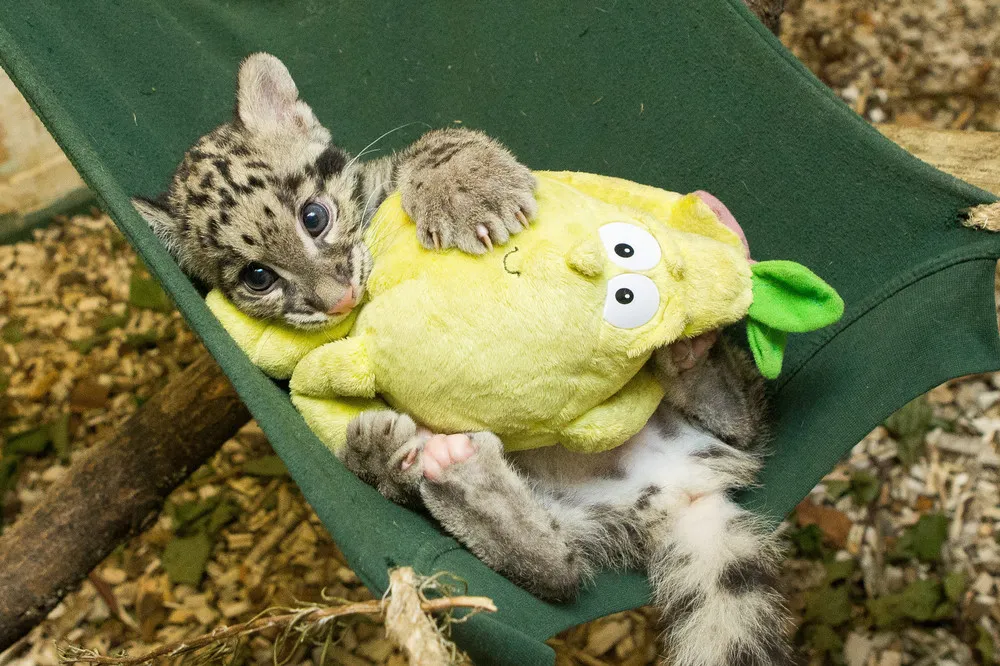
693,190 -> 751,261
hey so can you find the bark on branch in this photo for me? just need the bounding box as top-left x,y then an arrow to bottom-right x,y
743,0 -> 784,33
0,353 -> 251,650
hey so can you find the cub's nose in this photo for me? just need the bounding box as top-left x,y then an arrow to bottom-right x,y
327,285 -> 356,315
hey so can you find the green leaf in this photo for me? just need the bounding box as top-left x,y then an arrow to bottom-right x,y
976,625 -> 997,665
892,514 -> 949,563
71,334 -> 110,354
748,260 -> 845,333
0,455 -> 21,494
746,320 -> 786,379
161,532 -> 213,585
170,497 -> 219,534
849,471 -> 880,506
169,494 -> 240,537
931,600 -> 957,622
866,579 -> 942,628
242,455 -> 288,477
1,318 -> 25,344
824,480 -> 850,502
124,331 -> 162,350
206,498 -> 241,535
188,466 -> 216,483
943,570 -> 968,603
129,268 -> 174,312
96,311 -> 130,333
788,524 -> 826,559
929,417 -> 955,433
823,559 -> 857,585
884,397 -> 932,467
804,584 -> 852,627
6,427 -> 51,455
802,624 -> 843,661
49,413 -> 71,463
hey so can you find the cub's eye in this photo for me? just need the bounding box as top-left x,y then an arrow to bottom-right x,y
301,201 -> 332,237
240,263 -> 279,292
598,222 -> 661,271
603,273 -> 660,329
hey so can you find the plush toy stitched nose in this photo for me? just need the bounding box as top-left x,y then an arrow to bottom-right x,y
328,286 -> 356,315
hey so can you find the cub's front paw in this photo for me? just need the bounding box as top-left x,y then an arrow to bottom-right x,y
398,129 -> 537,255
342,411 -> 427,503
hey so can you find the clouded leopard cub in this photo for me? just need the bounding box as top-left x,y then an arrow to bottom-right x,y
132,53 -> 536,328
135,53 -> 793,666
346,339 -> 794,666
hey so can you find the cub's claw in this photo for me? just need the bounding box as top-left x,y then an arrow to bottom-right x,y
341,411 -> 428,503
476,224 -> 493,252
398,128 -> 537,256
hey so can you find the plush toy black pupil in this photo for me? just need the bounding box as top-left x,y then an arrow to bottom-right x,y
242,263 -> 277,291
301,202 -> 330,236
615,288 -> 634,304
614,243 -> 634,258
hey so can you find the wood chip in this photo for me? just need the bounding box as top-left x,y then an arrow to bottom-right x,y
68,378 -> 110,410
797,500 -> 854,547
585,618 -> 632,656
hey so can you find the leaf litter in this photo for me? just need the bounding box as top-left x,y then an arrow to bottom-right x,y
3,0 -> 1000,661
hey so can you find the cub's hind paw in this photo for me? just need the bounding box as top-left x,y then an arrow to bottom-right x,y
420,434 -> 477,481
342,410 -> 427,503
419,431 -> 505,484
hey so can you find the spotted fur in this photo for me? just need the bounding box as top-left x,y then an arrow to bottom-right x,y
344,341 -> 795,665
133,53 -> 535,329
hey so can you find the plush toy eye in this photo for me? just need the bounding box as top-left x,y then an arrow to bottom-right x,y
240,262 -> 279,292
603,273 -> 660,329
599,222 -> 661,271
301,201 -> 332,237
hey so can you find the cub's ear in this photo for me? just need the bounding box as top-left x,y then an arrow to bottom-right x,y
132,195 -> 182,256
235,52 -> 320,135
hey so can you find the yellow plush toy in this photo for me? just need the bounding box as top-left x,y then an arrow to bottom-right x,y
207,171 -> 842,455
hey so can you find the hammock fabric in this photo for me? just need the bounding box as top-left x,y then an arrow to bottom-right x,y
2,1 -> 998,663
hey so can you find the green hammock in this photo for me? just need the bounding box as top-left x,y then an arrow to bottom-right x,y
2,2 -> 998,663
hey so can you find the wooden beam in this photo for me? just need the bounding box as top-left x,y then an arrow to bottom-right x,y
878,124 -> 1000,196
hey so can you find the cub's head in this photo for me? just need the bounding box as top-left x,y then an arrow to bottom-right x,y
133,53 -> 372,329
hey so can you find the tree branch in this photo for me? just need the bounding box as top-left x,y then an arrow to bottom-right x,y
877,124 -> 1000,196
0,352 -> 251,650
742,0 -> 784,34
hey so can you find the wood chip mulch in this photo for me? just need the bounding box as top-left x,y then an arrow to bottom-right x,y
2,0 -> 1000,663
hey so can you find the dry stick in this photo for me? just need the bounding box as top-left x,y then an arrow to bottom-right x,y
385,567 -> 454,664
61,593 -> 496,664
0,353 -> 251,650
87,572 -> 138,630
245,506 -> 303,566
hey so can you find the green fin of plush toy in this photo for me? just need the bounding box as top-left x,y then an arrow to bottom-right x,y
747,260 -> 844,378
748,260 -> 845,332
747,320 -> 787,379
